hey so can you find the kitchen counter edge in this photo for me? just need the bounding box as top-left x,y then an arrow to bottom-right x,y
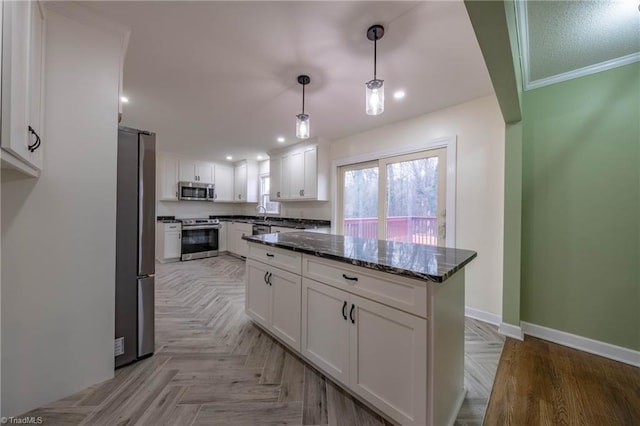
243,232 -> 477,283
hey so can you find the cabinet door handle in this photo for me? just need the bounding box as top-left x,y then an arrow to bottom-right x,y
267,273 -> 272,286
277,191 -> 280,198
175,191 -> 178,198
349,304 -> 355,324
264,271 -> 269,285
266,253 -> 274,258
28,126 -> 42,152
342,274 -> 358,282
342,301 -> 348,320
299,189 -> 303,196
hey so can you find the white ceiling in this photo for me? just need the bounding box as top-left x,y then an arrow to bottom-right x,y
84,1 -> 493,162
521,0 -> 640,88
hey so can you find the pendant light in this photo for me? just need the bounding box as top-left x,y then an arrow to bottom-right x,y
365,24 -> 385,116
296,75 -> 311,139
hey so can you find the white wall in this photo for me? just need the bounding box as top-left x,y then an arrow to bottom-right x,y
330,95 -> 505,316
1,8 -> 125,415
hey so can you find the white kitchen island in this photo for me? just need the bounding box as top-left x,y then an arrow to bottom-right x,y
243,232 -> 477,426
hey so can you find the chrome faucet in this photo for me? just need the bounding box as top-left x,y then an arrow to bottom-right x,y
256,205 -> 267,221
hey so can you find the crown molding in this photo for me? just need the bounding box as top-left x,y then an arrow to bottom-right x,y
525,52 -> 640,90
516,0 -> 640,91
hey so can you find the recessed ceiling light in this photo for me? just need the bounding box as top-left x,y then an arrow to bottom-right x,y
393,90 -> 406,100
120,96 -> 129,103
257,155 -> 263,160
277,137 -> 285,143
226,156 -> 232,161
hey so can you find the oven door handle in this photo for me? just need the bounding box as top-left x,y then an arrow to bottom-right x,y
182,225 -> 221,230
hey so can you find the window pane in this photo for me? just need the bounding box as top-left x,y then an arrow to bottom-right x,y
260,175 -> 279,214
343,166 -> 378,239
386,157 -> 438,245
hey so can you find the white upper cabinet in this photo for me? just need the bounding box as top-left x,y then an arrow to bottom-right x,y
268,140 -> 328,202
233,162 -> 247,201
233,160 -> 258,202
196,162 -> 214,184
1,1 -> 46,175
157,153 -> 179,201
269,156 -> 281,200
290,146 -> 317,200
270,153 -> 291,201
213,163 -> 234,202
157,152 -> 257,204
179,159 -> 214,184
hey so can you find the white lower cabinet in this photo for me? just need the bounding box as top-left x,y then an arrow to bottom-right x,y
228,222 -> 253,258
156,222 -> 182,263
218,222 -> 228,252
348,293 -> 427,426
301,278 -> 427,426
301,278 -> 350,383
246,243 -> 465,426
246,259 -> 301,351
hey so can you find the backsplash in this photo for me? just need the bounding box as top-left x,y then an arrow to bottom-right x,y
156,200 -> 238,219
158,199 -> 331,220
239,200 -> 331,220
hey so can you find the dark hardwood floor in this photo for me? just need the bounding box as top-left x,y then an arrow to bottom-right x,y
484,336 -> 640,425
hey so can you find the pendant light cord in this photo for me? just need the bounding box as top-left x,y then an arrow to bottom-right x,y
373,37 -> 377,80
302,83 -> 305,115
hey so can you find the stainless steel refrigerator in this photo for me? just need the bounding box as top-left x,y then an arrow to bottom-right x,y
115,126 -> 156,368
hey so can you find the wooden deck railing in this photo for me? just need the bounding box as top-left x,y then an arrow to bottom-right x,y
343,216 -> 438,245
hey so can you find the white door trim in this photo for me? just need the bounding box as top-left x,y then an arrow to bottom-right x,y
331,136 -> 457,248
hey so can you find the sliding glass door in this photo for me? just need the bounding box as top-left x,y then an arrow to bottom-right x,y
338,148 -> 446,246
339,161 -> 379,239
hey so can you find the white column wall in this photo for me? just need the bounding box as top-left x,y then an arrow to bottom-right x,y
1,8 -> 125,416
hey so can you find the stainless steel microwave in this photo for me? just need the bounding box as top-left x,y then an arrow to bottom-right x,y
178,181 -> 214,201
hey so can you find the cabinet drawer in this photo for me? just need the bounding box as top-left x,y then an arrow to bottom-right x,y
164,223 -> 181,231
303,255 -> 428,318
248,243 -> 302,275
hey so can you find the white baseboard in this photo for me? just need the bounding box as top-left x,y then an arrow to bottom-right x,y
521,322 -> 640,368
499,322 -> 524,340
465,306 -> 501,326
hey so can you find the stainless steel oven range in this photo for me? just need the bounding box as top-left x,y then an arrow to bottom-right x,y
179,218 -> 220,261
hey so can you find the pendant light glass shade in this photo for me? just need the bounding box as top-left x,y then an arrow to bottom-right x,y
296,113 -> 310,139
295,75 -> 311,139
366,79 -> 384,115
366,25 -> 385,116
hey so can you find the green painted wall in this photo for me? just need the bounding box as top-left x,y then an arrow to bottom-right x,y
521,63 -> 640,350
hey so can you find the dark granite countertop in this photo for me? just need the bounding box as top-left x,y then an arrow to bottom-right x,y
212,215 -> 330,230
243,232 -> 476,283
156,216 -> 180,224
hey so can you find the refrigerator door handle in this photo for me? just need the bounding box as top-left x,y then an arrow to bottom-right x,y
138,133 -> 156,276
138,276 -> 155,358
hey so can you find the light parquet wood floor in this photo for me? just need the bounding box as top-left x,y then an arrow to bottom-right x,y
22,256 -> 503,425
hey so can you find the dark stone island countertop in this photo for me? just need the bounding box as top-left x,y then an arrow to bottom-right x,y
243,232 -> 477,283
212,215 -> 330,230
